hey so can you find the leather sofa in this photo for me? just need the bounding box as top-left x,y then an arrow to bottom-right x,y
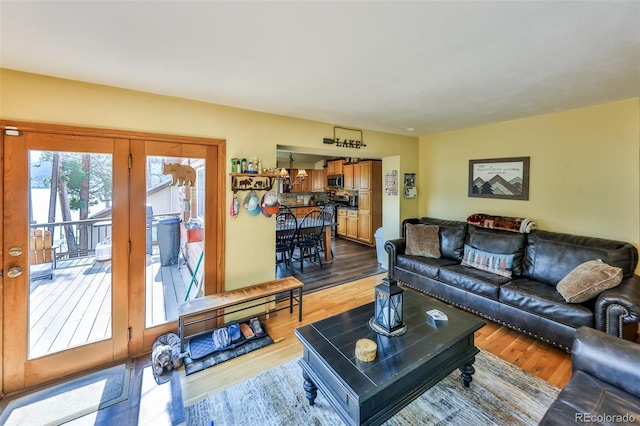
539,326 -> 640,425
384,217 -> 640,351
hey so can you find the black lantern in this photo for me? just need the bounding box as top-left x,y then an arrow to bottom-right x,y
373,278 -> 404,334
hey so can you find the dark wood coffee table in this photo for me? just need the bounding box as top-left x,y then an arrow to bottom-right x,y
294,289 -> 485,426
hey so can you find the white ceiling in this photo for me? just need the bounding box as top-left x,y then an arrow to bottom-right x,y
1,1 -> 639,136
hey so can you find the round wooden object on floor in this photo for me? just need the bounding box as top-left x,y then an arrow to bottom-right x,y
355,338 -> 377,362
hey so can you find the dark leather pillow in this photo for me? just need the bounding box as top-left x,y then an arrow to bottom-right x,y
405,224 -> 441,258
556,259 -> 623,303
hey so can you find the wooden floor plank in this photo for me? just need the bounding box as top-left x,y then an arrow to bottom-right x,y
28,253 -> 190,358
22,239 -> 578,424
179,273 -> 573,407
38,238 -> 640,425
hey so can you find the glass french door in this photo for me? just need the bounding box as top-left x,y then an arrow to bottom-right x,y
2,131 -> 129,392
128,140 -> 220,353
144,153 -> 205,328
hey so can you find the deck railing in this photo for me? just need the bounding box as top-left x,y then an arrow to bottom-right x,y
30,212 -> 181,261
30,218 -> 112,261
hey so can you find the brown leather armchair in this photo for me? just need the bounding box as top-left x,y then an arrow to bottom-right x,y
539,326 -> 640,425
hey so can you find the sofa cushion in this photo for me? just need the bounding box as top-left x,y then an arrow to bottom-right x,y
405,224 -> 441,258
556,259 -> 623,303
461,244 -> 514,278
396,255 -> 458,279
439,264 -> 511,300
419,217 -> 468,261
500,278 -> 594,329
523,230 -> 638,286
467,226 -> 526,276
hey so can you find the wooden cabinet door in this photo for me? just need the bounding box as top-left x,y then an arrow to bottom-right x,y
301,175 -> 311,192
337,210 -> 347,236
353,163 -> 360,190
311,170 -> 324,192
343,164 -> 354,190
346,210 -> 358,238
290,169 -> 302,192
358,161 -> 371,191
358,191 -> 371,211
358,211 -> 371,243
326,161 -> 335,176
296,207 -> 313,218
333,160 -> 344,175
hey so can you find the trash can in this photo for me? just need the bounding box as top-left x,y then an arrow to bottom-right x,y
157,216 -> 180,266
374,227 -> 388,270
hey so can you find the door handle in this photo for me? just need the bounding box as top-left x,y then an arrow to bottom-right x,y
8,246 -> 23,257
6,266 -> 23,278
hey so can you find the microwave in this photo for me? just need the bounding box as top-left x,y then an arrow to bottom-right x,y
327,174 -> 344,188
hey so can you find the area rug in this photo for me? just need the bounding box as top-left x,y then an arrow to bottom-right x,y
0,363 -> 130,426
184,350 -> 559,425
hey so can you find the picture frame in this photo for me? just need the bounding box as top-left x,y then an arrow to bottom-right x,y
468,157 -> 530,200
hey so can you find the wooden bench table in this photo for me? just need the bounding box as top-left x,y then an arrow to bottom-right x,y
178,276 -> 303,352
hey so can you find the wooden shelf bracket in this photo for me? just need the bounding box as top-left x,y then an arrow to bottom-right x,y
230,174 -> 278,193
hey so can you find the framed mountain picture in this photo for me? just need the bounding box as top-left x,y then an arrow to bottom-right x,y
468,157 -> 530,200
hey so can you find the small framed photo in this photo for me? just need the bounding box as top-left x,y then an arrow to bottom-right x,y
468,157 -> 530,200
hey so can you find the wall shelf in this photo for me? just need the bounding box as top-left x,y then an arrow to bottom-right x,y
230,173 -> 278,193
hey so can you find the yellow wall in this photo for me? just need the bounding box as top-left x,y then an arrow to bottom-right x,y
420,99 -> 640,273
0,69 -> 419,288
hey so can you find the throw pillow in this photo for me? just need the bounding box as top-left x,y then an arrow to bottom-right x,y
556,259 -> 623,303
405,224 -> 441,258
461,244 -> 514,278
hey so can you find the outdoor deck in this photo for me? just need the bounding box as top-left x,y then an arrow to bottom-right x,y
29,252 -> 192,359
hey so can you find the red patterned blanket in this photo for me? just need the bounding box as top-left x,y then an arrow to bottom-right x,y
467,213 -> 536,233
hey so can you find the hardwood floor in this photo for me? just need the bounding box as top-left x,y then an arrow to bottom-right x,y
13,238 -> 575,424
179,273 -> 572,408
276,236 -> 386,293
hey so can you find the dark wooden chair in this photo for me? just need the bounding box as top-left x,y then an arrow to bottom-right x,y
275,212 -> 297,274
294,210 -> 324,273
318,203 -> 335,257
278,205 -> 296,221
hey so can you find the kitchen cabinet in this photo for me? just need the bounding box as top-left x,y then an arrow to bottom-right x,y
358,191 -> 371,211
357,211 -> 371,242
344,163 -> 361,190
336,160 -> 381,246
337,208 -> 347,236
353,163 -> 360,190
327,161 -> 335,176
327,159 -> 343,176
311,169 -> 325,192
358,161 -> 371,191
294,207 -> 314,219
343,164 -> 354,190
346,210 -> 358,239
291,170 -> 311,193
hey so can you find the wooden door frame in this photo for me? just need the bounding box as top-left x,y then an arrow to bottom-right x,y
0,120 -> 226,395
0,125 -> 4,398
